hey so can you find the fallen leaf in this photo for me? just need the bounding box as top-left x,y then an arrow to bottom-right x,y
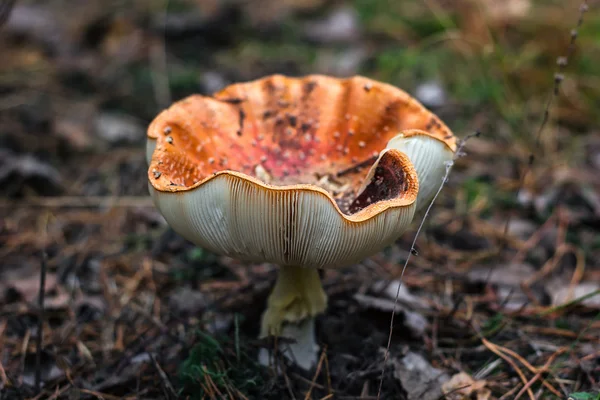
467,263 -> 535,287
372,280 -> 431,310
169,286 -> 207,316
0,149 -> 63,196
389,350 -> 449,400
354,293 -> 428,336
442,371 -> 491,400
1,270 -> 69,310
94,112 -> 145,145
21,350 -> 65,388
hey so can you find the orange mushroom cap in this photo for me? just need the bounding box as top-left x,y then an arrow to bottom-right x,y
147,75 -> 456,268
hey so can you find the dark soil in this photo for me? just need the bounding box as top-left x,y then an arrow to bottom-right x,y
1,1 -> 599,399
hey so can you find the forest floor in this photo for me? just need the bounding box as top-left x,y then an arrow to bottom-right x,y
0,0 -> 599,399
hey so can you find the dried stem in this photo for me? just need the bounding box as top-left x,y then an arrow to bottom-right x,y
34,251 -> 47,392
376,131 -> 480,400
501,1 -> 589,242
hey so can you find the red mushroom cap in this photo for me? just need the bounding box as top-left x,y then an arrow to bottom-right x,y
147,75 -> 455,268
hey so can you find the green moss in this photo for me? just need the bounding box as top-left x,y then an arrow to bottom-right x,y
186,247 -> 205,262
481,313 -> 506,337
568,392 -> 600,400
179,330 -> 267,399
353,0 -> 456,37
168,65 -> 201,95
463,177 -> 492,208
370,46 -> 452,89
554,318 -> 571,330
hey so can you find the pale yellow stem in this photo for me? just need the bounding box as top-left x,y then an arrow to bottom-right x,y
260,265 -> 327,338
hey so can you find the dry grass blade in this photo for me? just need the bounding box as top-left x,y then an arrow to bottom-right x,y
304,348 -> 328,400
495,344 -> 563,397
79,389 -> 137,400
514,348 -> 565,400
34,252 -> 47,393
150,353 -> 177,400
0,321 -> 7,390
481,338 -> 535,400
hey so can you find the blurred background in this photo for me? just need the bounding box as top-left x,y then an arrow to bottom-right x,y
0,0 -> 599,399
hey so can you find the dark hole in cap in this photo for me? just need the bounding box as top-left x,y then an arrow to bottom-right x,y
348,151 -> 408,214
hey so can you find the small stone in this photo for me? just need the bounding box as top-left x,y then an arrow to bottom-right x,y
467,263 -> 535,287
316,47 -> 367,77
353,294 -> 428,336
551,282 -> 600,309
200,71 -> 228,94
94,112 -> 145,144
390,351 -> 450,400
169,287 -> 207,315
303,6 -> 360,44
505,219 -> 537,240
415,81 -> 446,108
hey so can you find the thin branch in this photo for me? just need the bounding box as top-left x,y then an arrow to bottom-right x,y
376,131 -> 480,400
501,1 -> 589,242
34,251 -> 47,392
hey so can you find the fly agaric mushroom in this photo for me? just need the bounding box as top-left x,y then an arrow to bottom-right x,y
146,75 -> 456,370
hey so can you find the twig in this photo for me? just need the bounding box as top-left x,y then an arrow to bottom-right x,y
481,338 -> 535,400
79,388 -> 135,400
234,314 -> 240,363
149,353 -> 177,400
324,349 -> 332,396
318,395 -> 334,400
304,347 -> 327,400
501,1 -> 589,242
282,368 -> 297,400
514,348 -> 565,400
150,0 -> 172,109
490,342 -> 562,397
498,383 -> 522,400
376,131 -> 480,400
0,361 -> 7,390
35,251 -> 47,392
0,321 -> 8,389
150,37 -> 172,110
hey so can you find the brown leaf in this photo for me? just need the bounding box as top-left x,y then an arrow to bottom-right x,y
442,372 -> 490,400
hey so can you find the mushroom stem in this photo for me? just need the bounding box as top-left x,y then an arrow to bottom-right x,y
259,265 -> 327,370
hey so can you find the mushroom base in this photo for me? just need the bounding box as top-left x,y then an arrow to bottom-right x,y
260,265 -> 327,337
258,317 -> 319,371
259,265 -> 327,370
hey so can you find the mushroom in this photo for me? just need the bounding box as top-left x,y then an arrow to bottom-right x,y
146,75 -> 456,370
